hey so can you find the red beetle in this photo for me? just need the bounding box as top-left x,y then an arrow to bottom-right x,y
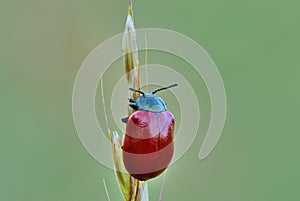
122,84 -> 177,181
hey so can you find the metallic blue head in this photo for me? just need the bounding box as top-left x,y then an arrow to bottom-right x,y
130,93 -> 167,112
129,84 -> 178,113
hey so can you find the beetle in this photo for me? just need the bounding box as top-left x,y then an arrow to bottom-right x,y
122,84 -> 177,181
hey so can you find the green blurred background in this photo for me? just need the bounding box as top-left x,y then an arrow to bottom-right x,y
1,0 -> 299,200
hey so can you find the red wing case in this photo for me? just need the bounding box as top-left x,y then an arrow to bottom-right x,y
123,111 -> 174,180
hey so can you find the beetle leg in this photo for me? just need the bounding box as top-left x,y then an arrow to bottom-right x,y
129,102 -> 138,110
121,116 -> 129,123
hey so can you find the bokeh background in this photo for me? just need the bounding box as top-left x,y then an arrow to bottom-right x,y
1,0 -> 299,200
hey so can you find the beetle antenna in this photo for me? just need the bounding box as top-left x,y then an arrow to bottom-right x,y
152,84 -> 178,94
129,88 -> 145,96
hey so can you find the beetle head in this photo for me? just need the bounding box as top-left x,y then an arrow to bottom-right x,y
129,84 -> 178,113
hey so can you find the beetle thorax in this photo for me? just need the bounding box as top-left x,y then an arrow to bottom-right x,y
135,94 -> 167,113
